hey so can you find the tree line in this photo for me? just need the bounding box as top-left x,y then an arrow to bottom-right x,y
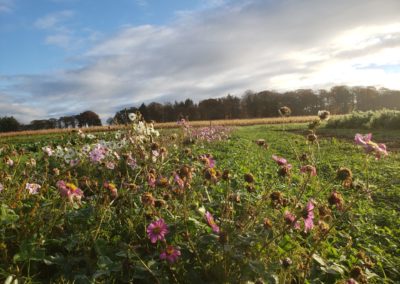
112,85 -> 400,123
1,85 -> 400,132
0,111 -> 102,133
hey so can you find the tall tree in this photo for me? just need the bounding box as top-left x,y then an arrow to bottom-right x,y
0,116 -> 20,132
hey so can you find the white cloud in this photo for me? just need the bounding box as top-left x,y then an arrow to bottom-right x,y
2,0 -> 400,123
134,0 -> 148,7
34,10 -> 75,30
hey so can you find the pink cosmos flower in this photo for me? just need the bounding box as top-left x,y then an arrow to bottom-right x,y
42,146 -> 53,156
56,180 -> 84,203
104,182 -> 118,198
70,159 -> 80,167
300,165 -> 317,176
354,133 -> 388,159
205,211 -> 220,233
284,211 -> 300,229
148,174 -> 156,188
272,155 -> 287,166
0,183 -> 4,192
126,154 -> 137,169
160,246 -> 181,264
303,200 -> 315,232
6,158 -> 14,167
147,218 -> 169,243
89,144 -> 107,163
272,155 -> 292,168
105,161 -> 115,170
354,133 -> 372,145
25,183 -> 41,195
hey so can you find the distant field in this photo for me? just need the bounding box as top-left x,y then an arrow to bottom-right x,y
0,115 -> 321,138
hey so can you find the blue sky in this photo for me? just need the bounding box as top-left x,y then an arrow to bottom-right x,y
1,0 -> 400,123
0,0 -> 209,74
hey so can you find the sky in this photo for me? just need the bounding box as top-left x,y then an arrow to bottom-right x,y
1,0 -> 400,123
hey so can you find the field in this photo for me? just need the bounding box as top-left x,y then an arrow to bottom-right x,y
0,116 -> 321,138
0,117 -> 399,283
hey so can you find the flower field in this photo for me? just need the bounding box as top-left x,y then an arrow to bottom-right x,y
0,114 -> 399,283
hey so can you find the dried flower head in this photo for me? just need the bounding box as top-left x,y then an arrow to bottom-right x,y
244,173 -> 255,183
318,110 -> 330,120
328,191 -> 344,208
336,167 -> 353,181
278,106 -> 291,117
270,191 -> 284,206
222,169 -> 231,180
141,192 -> 155,206
157,176 -> 170,188
229,193 -> 241,203
278,165 -> 292,177
300,165 -> 317,177
307,133 -> 318,143
263,217 -> 272,230
281,257 -> 293,268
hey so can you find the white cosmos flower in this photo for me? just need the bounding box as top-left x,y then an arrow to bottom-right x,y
128,113 -> 137,121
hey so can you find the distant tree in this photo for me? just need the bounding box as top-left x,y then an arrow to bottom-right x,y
138,104 -> 148,120
330,86 -> 355,114
353,86 -> 380,111
29,119 -> 56,130
0,116 -> 20,132
106,117 -> 114,125
76,111 -> 102,127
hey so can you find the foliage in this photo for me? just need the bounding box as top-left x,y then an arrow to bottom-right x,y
0,114 -> 399,283
326,109 -> 400,130
0,116 -> 20,133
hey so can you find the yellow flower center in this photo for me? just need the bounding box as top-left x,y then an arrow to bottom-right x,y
66,183 -> 77,191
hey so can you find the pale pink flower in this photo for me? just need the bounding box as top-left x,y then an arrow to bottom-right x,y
284,211 -> 300,229
70,159 -> 80,167
42,146 -> 53,156
6,158 -> 14,167
148,174 -> 156,188
126,154 -> 137,169
56,180 -> 84,203
174,174 -> 185,190
272,155 -> 288,166
303,200 -> 315,232
300,165 -> 317,176
160,246 -> 181,263
205,211 -> 220,233
354,133 -> 388,159
105,161 -> 115,170
26,183 -> 41,195
89,144 -> 107,163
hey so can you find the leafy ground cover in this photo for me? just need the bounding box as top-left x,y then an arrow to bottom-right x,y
0,116 -> 399,283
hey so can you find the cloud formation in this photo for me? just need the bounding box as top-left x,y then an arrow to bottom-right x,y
1,0 -> 400,123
